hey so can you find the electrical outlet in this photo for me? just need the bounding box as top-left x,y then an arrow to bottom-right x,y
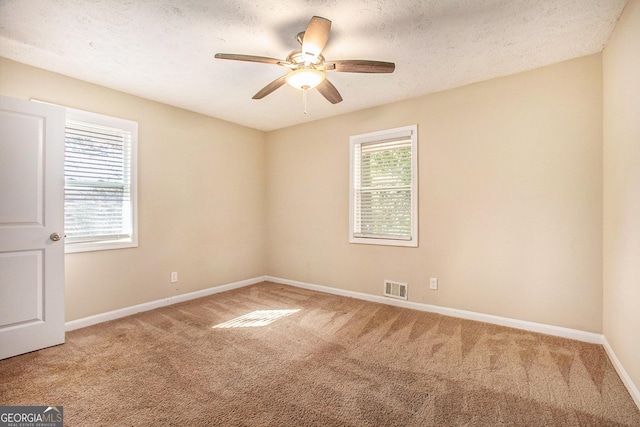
429,277 -> 438,290
171,272 -> 178,283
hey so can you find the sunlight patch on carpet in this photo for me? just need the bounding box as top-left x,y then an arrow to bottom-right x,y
212,309 -> 301,328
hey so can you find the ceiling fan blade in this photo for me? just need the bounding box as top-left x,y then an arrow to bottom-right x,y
326,60 -> 395,73
316,79 -> 343,104
252,75 -> 288,99
215,53 -> 283,65
302,16 -> 331,59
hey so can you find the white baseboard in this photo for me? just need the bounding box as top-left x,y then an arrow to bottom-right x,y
602,336 -> 640,409
65,276 -> 267,331
264,276 -> 603,344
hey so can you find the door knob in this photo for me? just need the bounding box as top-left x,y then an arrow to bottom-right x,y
50,232 -> 62,242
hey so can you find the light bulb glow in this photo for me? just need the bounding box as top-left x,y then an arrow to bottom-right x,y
285,68 -> 325,90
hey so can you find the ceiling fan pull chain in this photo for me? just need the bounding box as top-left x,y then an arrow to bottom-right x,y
303,85 -> 309,115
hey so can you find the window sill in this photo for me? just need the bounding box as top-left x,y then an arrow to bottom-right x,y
349,236 -> 418,247
65,239 -> 138,254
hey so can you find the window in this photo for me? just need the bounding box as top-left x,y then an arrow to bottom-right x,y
63,107 -> 138,253
349,125 -> 418,247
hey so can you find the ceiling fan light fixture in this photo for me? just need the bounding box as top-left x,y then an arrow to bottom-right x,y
286,68 -> 325,90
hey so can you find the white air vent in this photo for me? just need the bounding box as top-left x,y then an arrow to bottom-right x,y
384,280 -> 408,300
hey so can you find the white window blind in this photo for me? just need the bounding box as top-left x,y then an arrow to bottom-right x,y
64,108 -> 138,252
350,125 -> 418,247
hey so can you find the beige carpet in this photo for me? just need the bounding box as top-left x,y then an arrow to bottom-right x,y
1,282 -> 639,426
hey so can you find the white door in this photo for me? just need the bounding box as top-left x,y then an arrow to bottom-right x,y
0,96 -> 65,359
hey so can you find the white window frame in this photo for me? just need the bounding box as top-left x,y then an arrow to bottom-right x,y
63,107 -> 138,253
349,125 -> 418,247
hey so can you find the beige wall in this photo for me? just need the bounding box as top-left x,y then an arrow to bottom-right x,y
266,54 -> 604,333
0,52 -> 606,334
0,57 -> 267,321
603,0 -> 640,397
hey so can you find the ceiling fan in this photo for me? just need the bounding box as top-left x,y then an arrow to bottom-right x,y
215,16 -> 395,105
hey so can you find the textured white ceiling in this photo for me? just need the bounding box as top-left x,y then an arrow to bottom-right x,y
0,0 -> 628,131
